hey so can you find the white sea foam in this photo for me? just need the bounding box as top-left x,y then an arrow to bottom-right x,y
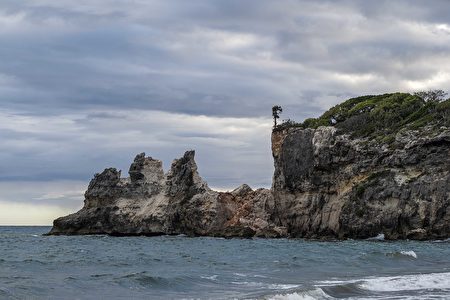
200,275 -> 218,280
267,283 -> 301,290
232,281 -> 300,290
317,272 -> 450,298
385,250 -> 418,259
399,250 -> 417,259
318,278 -> 360,286
433,238 -> 450,243
268,288 -> 330,300
360,272 -> 450,292
366,233 -> 385,241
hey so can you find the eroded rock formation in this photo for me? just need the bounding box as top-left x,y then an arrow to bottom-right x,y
49,151 -> 285,237
49,124 -> 449,239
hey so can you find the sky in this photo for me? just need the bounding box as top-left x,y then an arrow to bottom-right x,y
1,0 -> 449,225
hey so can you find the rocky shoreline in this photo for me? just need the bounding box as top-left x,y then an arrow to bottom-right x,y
49,124 -> 450,240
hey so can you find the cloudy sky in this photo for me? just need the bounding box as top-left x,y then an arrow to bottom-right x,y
1,0 -> 449,225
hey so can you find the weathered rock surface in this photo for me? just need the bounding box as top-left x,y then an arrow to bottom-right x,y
49,127 -> 449,240
271,126 -> 450,240
49,151 -> 284,237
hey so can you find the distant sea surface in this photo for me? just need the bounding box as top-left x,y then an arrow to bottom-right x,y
0,227 -> 449,299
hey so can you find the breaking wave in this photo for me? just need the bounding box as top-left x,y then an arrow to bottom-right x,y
366,233 -> 385,241
269,272 -> 450,299
386,250 -> 418,259
268,288 -> 330,300
360,272 -> 450,292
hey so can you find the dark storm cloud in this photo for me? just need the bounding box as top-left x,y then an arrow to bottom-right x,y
0,0 -> 449,222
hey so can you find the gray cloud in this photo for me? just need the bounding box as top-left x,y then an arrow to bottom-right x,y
0,108 -> 273,187
0,0 -> 447,118
0,0 -> 449,223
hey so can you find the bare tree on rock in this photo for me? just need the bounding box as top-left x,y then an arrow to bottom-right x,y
414,89 -> 448,103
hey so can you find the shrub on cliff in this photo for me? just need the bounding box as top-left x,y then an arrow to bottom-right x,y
274,92 -> 450,138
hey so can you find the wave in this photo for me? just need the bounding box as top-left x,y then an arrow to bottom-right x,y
232,281 -> 301,290
366,233 -> 385,241
386,250 -> 418,259
115,271 -> 221,290
399,250 -> 417,259
269,272 -> 450,299
22,258 -> 46,264
0,287 -> 13,298
433,238 -> 450,243
117,272 -> 174,287
90,273 -> 113,278
360,272 -> 450,292
200,274 -> 218,281
268,288 -> 331,300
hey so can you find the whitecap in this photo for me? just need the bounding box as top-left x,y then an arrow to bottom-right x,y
267,283 -> 302,290
268,288 -> 330,300
360,272 -> 450,292
385,250 -> 418,259
232,281 -> 300,290
400,250 -> 417,259
318,278 -> 360,286
316,272 -> 450,298
200,275 -> 218,280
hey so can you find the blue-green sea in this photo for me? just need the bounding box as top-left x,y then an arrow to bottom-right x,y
0,226 -> 449,299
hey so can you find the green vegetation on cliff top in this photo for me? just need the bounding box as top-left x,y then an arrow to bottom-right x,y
276,92 -> 450,140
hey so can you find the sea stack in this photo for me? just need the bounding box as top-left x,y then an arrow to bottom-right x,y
49,151 -> 284,237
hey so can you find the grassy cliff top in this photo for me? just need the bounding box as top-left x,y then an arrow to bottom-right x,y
275,92 -> 450,141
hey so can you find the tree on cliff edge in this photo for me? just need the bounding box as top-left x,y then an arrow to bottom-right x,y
414,89 -> 448,103
272,105 -> 282,127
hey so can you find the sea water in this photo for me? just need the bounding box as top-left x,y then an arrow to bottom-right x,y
0,227 -> 449,299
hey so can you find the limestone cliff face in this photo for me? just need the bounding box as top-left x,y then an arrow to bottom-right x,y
49,151 -> 285,237
271,126 -> 450,240
49,126 -> 449,240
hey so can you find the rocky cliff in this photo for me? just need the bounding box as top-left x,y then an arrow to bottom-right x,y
269,93 -> 450,240
49,151 -> 285,237
49,93 -> 450,240
271,126 -> 449,240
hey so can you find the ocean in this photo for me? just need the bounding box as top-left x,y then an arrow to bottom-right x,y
0,227 -> 449,299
